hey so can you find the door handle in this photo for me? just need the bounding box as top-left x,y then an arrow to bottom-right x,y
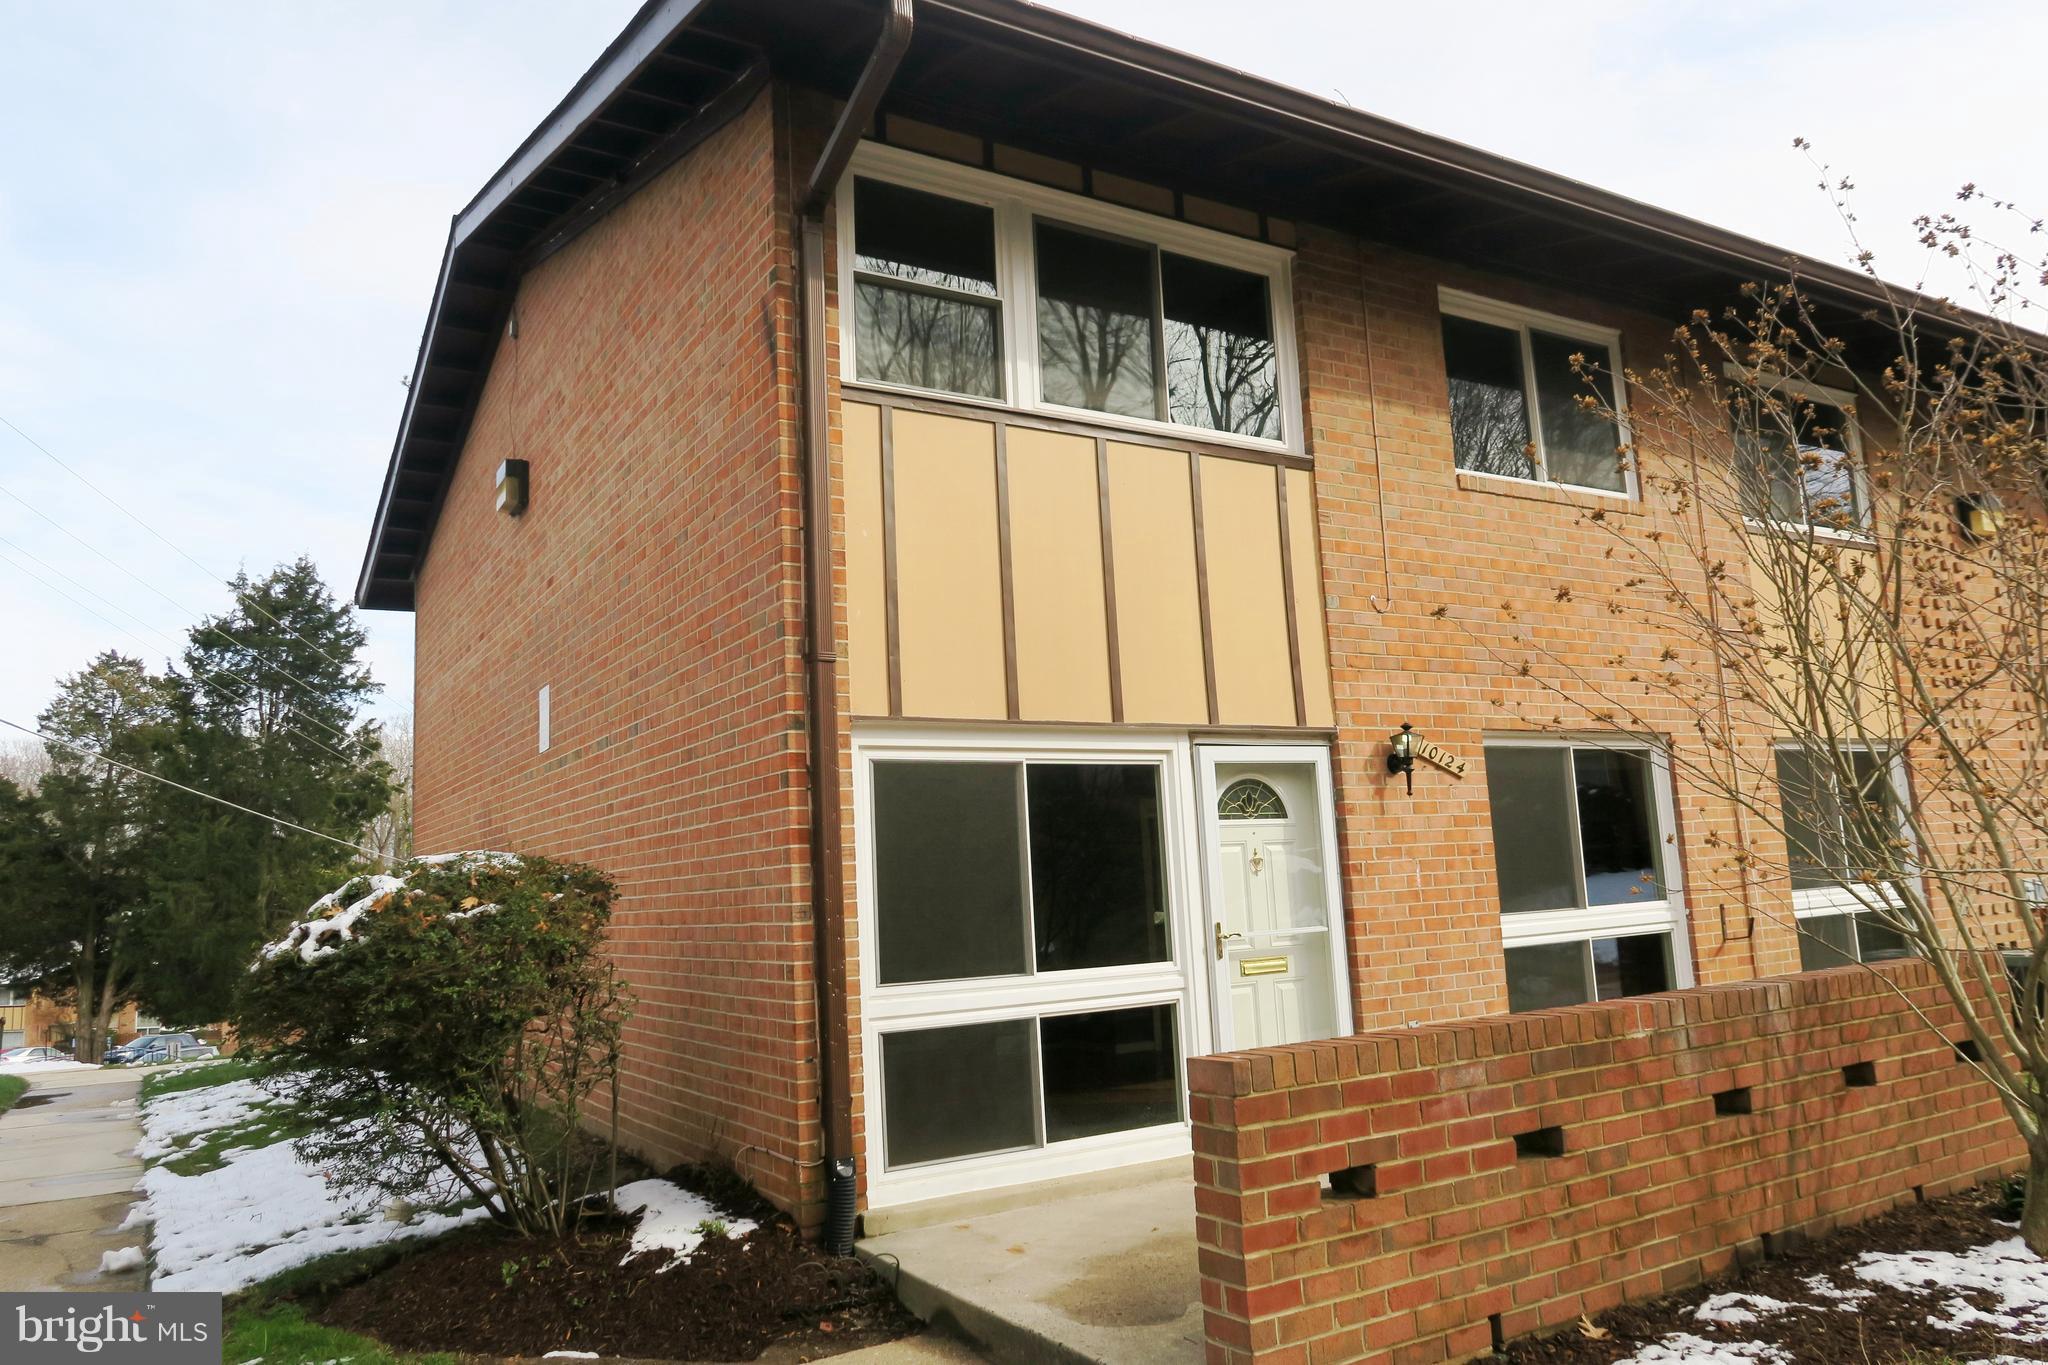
1214,923 -> 1244,961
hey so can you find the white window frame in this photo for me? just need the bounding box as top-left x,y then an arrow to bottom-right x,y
1727,367 -> 1874,541
852,725 -> 1211,1209
838,141 -> 1304,455
1439,287 -> 1637,501
1484,735 -> 1695,1000
1774,741 -> 1914,921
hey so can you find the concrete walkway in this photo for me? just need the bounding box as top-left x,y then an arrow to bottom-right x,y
0,1067 -> 145,1291
858,1170 -> 1203,1365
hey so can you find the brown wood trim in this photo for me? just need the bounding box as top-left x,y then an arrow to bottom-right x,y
993,423 -> 1021,721
841,383 -> 1312,471
880,404 -> 903,718
1188,450 -> 1220,727
1274,465 -> 1308,729
1095,437 -> 1125,724
849,712 -> 1337,739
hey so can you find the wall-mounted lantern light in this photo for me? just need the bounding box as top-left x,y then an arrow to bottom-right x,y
496,458 -> 529,518
1386,722 -> 1417,795
1957,492 -> 2003,544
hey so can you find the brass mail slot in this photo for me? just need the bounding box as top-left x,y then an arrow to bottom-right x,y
1239,955 -> 1289,977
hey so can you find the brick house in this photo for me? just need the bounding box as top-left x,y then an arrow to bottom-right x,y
355,0 -> 1979,1242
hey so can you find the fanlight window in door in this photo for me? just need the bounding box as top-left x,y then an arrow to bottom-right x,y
1217,778 -> 1286,821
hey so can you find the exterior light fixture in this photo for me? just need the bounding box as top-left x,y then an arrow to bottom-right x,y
496,459 -> 529,517
1956,492 -> 2003,543
1386,722 -> 1417,795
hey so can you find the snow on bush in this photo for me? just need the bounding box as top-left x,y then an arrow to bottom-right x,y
238,850 -> 630,1237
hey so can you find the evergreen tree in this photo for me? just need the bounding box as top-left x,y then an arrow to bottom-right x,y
143,558 -> 392,1021
0,654 -> 176,1059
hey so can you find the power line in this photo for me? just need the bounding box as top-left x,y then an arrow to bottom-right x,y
0,411 -> 349,669
0,480 -> 361,743
0,551 -> 360,772
0,536 -> 360,762
1,717 -> 375,857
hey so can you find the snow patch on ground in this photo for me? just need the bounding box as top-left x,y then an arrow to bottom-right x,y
131,1077 -> 272,1161
1854,1238 -> 2048,1342
612,1179 -> 756,1268
1799,1273 -> 1874,1306
134,1068 -> 488,1293
142,1135 -> 488,1292
1694,1293 -> 1799,1326
0,1058 -> 99,1073
97,1246 -> 144,1275
1615,1333 -> 1790,1364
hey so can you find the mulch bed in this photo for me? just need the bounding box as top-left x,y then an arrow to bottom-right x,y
315,1167 -> 920,1362
1504,1180 -> 2041,1364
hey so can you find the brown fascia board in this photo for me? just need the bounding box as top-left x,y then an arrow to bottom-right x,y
353,0 -> 714,611
356,0 -> 2016,610
929,0 -> 1952,320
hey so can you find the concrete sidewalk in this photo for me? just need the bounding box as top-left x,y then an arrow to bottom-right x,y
858,1170 -> 1203,1365
0,1067 -> 146,1290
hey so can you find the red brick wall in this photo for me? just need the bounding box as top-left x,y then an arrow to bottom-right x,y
1189,959 -> 2024,1365
1292,228 -> 1808,1031
410,88 -> 827,1224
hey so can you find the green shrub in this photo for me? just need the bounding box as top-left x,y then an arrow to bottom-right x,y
0,1074 -> 26,1114
238,852 -> 631,1237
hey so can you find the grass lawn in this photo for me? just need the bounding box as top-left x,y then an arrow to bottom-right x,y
137,1054 -> 272,1101
224,1303 -> 460,1365
0,1074 -> 26,1114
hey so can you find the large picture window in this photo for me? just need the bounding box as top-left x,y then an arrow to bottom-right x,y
862,745 -> 1188,1184
1441,292 -> 1628,495
841,146 -> 1297,448
1483,739 -> 1689,1011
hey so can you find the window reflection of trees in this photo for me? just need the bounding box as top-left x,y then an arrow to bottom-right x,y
854,275 -> 1000,398
1037,297 -> 1156,419
1166,322 -> 1278,439
1448,376 -> 1535,479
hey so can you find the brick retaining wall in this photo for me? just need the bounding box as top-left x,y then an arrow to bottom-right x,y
1188,961 -> 2024,1364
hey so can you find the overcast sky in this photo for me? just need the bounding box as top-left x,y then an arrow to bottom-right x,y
2,0 -> 2042,737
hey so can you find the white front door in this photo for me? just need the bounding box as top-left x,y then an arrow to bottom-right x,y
1198,746 -> 1351,1052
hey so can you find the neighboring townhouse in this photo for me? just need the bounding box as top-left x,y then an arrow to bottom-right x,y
355,0 -> 1987,1236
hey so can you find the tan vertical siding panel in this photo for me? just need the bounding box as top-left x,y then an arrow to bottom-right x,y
843,402 -> 888,716
1106,442 -> 1208,723
1200,456 -> 1294,724
1006,429 -> 1112,721
1286,466 -> 1336,727
892,411 -> 1007,718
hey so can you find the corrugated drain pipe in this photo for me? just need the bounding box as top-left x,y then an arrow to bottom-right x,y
796,0 -> 914,1257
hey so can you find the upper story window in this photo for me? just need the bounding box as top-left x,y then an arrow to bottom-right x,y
1731,376 -> 1869,533
841,144 -> 1299,450
852,179 -> 1004,399
1439,290 -> 1629,496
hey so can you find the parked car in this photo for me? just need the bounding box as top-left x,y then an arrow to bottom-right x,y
109,1033 -> 217,1066
0,1045 -> 70,1067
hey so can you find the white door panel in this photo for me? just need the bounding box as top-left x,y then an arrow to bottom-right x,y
1199,749 -> 1349,1052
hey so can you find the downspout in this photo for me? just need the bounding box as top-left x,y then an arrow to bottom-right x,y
796,0 -> 914,1257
